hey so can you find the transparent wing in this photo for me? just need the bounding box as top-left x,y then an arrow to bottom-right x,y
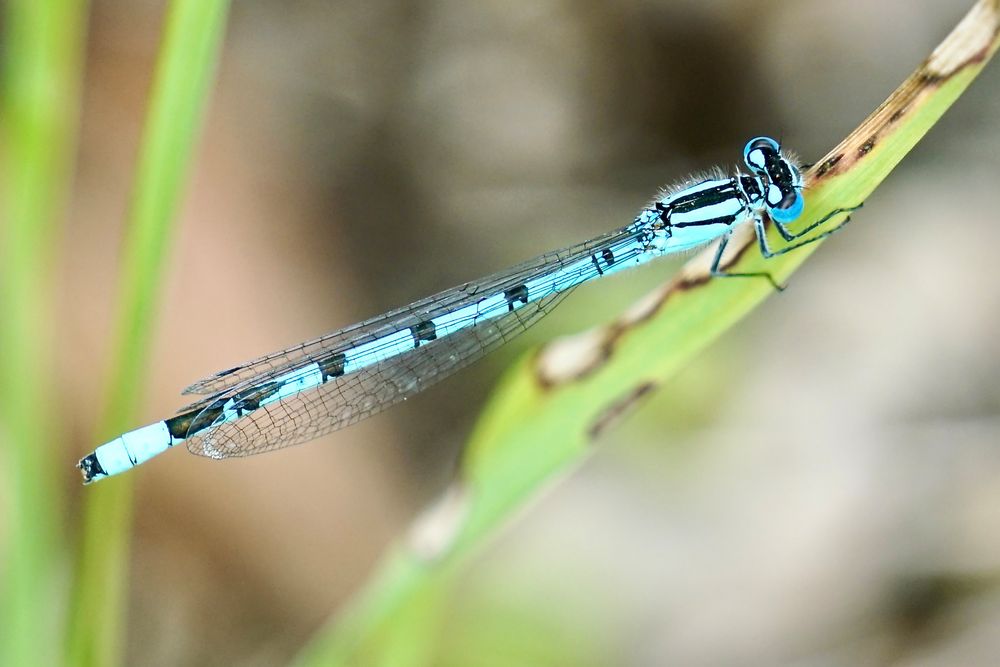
182,225 -> 640,396
179,224 -> 649,459
182,288 -> 571,458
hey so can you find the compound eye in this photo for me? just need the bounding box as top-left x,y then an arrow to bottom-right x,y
743,136 -> 781,173
770,190 -> 804,223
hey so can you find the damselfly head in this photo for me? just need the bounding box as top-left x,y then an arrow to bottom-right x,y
743,136 -> 804,223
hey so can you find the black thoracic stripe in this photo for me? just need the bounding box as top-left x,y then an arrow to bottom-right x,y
672,214 -> 739,228
667,181 -> 740,214
504,284 -> 528,311
602,248 -> 615,265
591,254 -> 604,275
319,352 -> 347,381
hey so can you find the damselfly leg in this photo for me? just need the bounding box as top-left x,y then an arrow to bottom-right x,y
710,203 -> 862,291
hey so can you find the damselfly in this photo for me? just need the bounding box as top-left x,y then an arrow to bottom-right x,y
78,136 -> 858,483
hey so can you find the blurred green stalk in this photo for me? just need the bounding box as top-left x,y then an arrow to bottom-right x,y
65,2 -> 230,665
0,1 -> 88,666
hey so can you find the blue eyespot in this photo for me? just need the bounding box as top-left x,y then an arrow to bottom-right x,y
770,191 -> 804,223
743,136 -> 781,172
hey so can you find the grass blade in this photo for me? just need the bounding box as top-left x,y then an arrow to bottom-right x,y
294,1 -> 1000,664
0,1 -> 88,665
65,2 -> 231,665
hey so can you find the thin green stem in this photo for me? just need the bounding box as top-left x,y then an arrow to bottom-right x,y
65,2 -> 231,665
0,1 -> 88,666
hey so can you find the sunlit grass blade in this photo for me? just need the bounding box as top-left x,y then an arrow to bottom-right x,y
293,1 -> 1000,664
64,2 -> 231,665
0,1 -> 88,666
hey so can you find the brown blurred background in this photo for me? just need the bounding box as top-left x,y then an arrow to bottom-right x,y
53,0 -> 1000,664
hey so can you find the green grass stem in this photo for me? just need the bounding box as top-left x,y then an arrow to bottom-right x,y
0,1 -> 88,665
64,2 -> 231,665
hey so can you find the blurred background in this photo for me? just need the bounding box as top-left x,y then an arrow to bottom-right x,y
3,0 -> 1000,664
